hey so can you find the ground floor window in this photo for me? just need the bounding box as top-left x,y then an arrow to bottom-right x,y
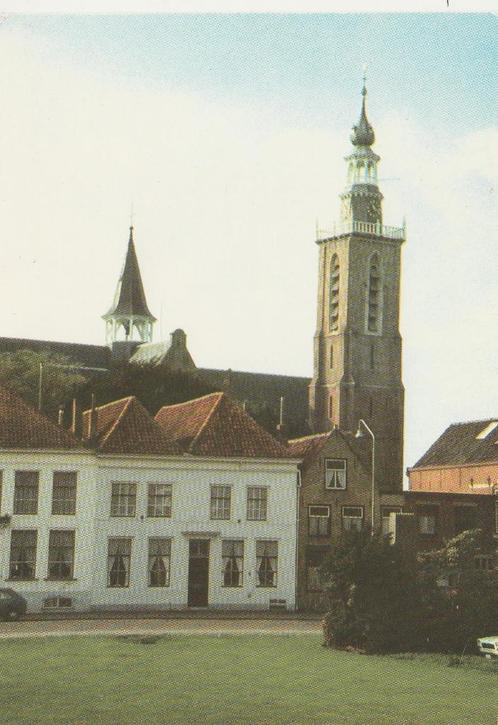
47,530 -> 75,580
9,529 -> 37,580
148,538 -> 171,587
107,538 -> 132,587
474,555 -> 495,572
417,506 -> 438,536
256,540 -> 278,587
306,546 -> 330,592
222,540 -> 244,587
342,506 -> 363,532
381,507 -> 402,537
308,505 -> 330,536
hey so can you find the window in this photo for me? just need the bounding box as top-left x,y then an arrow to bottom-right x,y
13,471 -> 39,514
475,555 -> 495,572
329,254 -> 340,332
308,506 -> 330,536
110,483 -> 136,517
342,506 -> 363,532
147,484 -> 172,518
107,538 -> 132,587
9,530 -> 37,580
418,507 -> 438,535
370,343 -> 375,370
47,530 -> 75,580
256,540 -> 278,587
52,472 -> 77,515
222,540 -> 244,587
325,459 -> 347,490
148,538 -> 171,587
329,395 -> 333,421
43,596 -> 72,609
382,507 -> 402,537
329,345 -> 334,369
247,487 -> 268,521
454,506 -> 477,535
367,254 -> 382,333
210,485 -> 231,520
306,547 -> 329,592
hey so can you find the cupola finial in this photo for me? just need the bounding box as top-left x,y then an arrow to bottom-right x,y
350,71 -> 375,147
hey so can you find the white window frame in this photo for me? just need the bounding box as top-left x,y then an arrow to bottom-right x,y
247,486 -> 268,521
325,459 -> 347,490
210,485 -> 231,520
418,507 -> 438,536
342,506 -> 363,532
147,483 -> 172,518
110,482 -> 137,518
308,505 -> 331,536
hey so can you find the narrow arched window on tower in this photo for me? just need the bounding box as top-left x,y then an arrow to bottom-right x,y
329,395 -> 333,421
330,344 -> 334,369
367,254 -> 382,333
329,255 -> 340,332
370,343 -> 375,370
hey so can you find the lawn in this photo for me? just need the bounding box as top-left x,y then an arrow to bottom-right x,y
0,634 -> 496,724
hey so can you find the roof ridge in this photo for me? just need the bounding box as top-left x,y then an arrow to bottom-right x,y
450,418 -> 497,427
158,391 -> 223,412
83,395 -> 135,415
100,397 -> 134,448
288,432 -> 330,444
188,393 -> 225,452
197,367 -> 310,382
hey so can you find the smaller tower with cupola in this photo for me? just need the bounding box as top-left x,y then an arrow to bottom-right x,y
309,79 -> 405,491
103,226 -> 156,358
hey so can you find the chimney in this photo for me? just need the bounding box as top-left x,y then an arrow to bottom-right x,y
70,399 -> 82,439
88,393 -> 98,441
276,396 -> 287,442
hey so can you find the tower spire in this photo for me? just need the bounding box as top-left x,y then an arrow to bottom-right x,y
350,75 -> 375,148
102,225 -> 156,347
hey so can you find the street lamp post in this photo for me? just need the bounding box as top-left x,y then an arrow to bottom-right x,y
355,419 -> 375,536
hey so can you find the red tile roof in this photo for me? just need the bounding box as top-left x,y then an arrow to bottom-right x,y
0,386 -> 80,450
155,392 -> 292,459
82,396 -> 180,455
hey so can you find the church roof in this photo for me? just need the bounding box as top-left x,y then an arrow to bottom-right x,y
0,385 -> 80,450
103,227 -> 156,321
82,396 -> 179,455
0,337 -> 111,369
155,392 -> 293,459
412,419 -> 498,468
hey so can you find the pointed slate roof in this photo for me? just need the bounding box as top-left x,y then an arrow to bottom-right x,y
0,386 -> 80,450
82,396 -> 179,455
412,419 -> 498,468
103,227 -> 156,321
155,392 -> 292,459
350,81 -> 375,147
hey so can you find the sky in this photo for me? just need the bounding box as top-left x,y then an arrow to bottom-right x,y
0,13 -> 496,472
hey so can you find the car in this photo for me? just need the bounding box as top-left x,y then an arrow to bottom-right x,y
476,636 -> 498,659
0,588 -> 27,621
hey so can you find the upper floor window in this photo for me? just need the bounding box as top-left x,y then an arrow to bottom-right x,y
13,471 -> 39,515
210,485 -> 231,520
110,482 -> 136,517
256,540 -> 278,588
9,529 -> 37,580
366,254 -> 383,334
417,506 -> 438,536
342,506 -> 363,532
52,472 -> 77,515
247,486 -> 268,521
222,540 -> 244,587
325,459 -> 347,490
147,483 -> 172,518
148,538 -> 171,587
107,538 -> 131,588
308,506 -> 331,536
47,530 -> 75,580
329,254 -> 340,332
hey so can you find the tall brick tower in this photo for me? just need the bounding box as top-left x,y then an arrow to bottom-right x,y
308,81 -> 405,491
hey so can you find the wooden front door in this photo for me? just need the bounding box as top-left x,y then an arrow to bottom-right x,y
187,539 -> 210,607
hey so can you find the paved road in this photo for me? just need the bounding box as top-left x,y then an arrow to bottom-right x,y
0,617 -> 321,640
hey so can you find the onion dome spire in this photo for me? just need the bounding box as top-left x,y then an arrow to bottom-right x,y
350,77 -> 375,147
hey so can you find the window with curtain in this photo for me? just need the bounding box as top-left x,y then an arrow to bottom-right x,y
148,538 -> 171,587
256,540 -> 278,587
47,530 -> 75,580
9,529 -> 37,580
222,540 -> 244,587
107,538 -> 132,587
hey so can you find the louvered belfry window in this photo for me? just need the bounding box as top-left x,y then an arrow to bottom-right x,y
367,255 -> 382,333
329,254 -> 340,332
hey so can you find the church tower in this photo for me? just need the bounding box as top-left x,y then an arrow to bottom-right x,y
103,226 -> 156,350
308,81 -> 405,491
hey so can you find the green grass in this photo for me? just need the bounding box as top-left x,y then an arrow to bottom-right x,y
0,634 -> 496,724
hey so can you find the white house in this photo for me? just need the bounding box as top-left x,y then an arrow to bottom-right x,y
0,388 -> 300,612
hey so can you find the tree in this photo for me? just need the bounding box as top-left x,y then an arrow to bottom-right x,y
0,350 -> 86,419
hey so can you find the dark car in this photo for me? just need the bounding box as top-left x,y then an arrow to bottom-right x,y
0,588 -> 27,621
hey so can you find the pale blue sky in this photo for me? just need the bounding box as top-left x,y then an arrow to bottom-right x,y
0,14 -> 496,470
